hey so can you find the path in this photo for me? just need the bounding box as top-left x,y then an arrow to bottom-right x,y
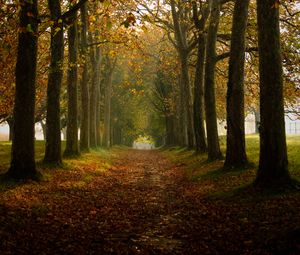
0,149 -> 299,254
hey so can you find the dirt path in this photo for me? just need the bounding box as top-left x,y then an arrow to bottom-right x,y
0,149 -> 299,254
89,149 -> 189,254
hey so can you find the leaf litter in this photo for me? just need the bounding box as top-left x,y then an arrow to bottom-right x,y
0,149 -> 299,254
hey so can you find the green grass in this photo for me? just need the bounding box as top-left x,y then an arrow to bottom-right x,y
0,140 -> 116,174
244,135 -> 300,175
0,140 -> 62,173
1,135 -> 299,182
161,135 -> 300,191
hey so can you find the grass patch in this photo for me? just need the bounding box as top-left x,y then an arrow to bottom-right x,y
162,135 -> 300,198
198,167 -> 244,181
0,141 -> 121,193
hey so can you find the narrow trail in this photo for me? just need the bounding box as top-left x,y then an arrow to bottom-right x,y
89,149 -> 189,254
0,149 -> 299,254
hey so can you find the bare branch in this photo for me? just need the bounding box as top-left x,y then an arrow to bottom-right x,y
61,0 -> 89,22
216,47 -> 258,62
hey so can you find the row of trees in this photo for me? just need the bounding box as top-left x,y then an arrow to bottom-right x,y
2,0 -> 137,179
0,0 -> 299,188
132,0 -> 299,187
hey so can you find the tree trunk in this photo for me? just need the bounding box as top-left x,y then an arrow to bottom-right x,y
89,45 -> 101,147
170,0 -> 193,147
7,118 -> 14,141
224,0 -> 250,169
181,53 -> 195,148
178,76 -> 188,146
44,0 -> 64,165
254,0 -> 292,187
79,3 -> 90,152
170,85 -> 181,146
254,108 -> 260,134
89,47 -> 97,148
6,0 -> 40,180
103,58 -> 113,148
204,0 -> 222,161
40,121 -> 46,141
193,34 -> 207,153
64,15 -> 80,157
96,48 -> 102,146
112,125 -> 122,145
165,114 -> 175,146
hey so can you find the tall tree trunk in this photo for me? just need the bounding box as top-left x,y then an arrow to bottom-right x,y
204,0 -> 222,161
254,108 -> 260,134
96,87 -> 101,146
173,91 -> 183,145
6,0 -> 40,180
64,15 -> 80,157
44,0 -> 64,165
193,35 -> 207,153
89,45 -> 101,147
224,0 -> 250,169
165,114 -> 175,146
112,125 -> 122,145
181,53 -> 195,148
79,3 -> 90,152
96,48 -> 102,146
103,58 -> 113,148
170,0 -> 195,147
40,121 -> 46,140
7,118 -> 14,141
254,0 -> 292,187
178,76 -> 188,146
89,47 -> 97,147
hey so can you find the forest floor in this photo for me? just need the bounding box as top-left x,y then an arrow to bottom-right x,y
0,147 -> 300,254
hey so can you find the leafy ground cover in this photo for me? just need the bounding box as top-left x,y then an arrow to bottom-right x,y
0,136 -> 299,254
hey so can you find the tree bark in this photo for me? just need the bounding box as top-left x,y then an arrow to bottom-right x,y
178,75 -> 188,146
44,0 -> 64,165
103,57 -> 114,148
6,0 -> 40,180
224,0 -> 250,169
40,121 -> 46,141
193,34 -> 207,153
64,15 -> 80,157
181,53 -> 195,148
7,118 -> 14,141
254,108 -> 260,134
254,0 -> 292,187
79,3 -> 90,152
112,125 -> 122,145
89,44 -> 101,148
165,114 -> 176,146
170,0 -> 195,147
204,0 -> 222,161
96,48 -> 102,146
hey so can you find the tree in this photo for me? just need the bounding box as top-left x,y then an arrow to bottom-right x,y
79,3 -> 90,152
192,1 -> 209,153
64,11 -> 80,157
204,0 -> 222,161
44,0 -> 64,165
88,32 -> 101,148
223,0 -> 250,169
170,0 -> 196,148
103,55 -> 116,148
6,0 -> 40,180
254,0 -> 292,188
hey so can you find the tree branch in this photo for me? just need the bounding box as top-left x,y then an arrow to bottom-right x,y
216,47 -> 258,62
60,0 -> 89,22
